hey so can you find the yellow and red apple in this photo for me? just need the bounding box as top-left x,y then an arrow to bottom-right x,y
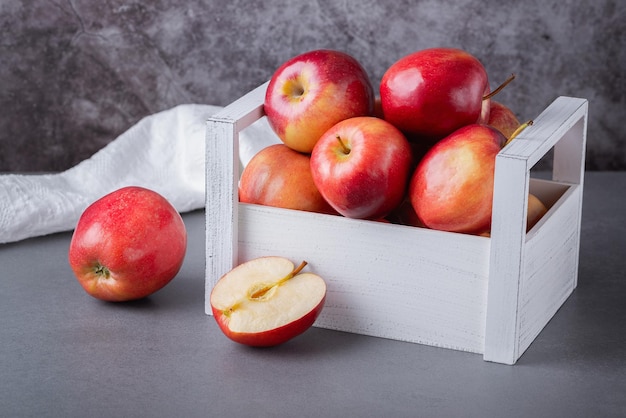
409,124 -> 507,234
264,49 -> 375,153
239,143 -> 336,214
210,257 -> 326,347
68,186 -> 187,302
310,116 -> 413,220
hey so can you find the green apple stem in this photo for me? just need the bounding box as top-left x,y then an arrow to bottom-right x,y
483,73 -> 516,101
504,120 -> 534,147
336,135 -> 351,155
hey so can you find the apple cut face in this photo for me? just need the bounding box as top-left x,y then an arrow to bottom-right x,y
210,257 -> 326,347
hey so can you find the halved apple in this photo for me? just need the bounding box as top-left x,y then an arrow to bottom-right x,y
210,257 -> 327,347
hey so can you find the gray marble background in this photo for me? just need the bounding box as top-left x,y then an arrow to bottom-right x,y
1,0 -> 624,172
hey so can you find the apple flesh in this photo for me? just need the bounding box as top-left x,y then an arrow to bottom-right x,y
239,143 -> 336,214
210,257 -> 326,347
68,186 -> 187,302
264,49 -> 375,153
310,116 -> 413,219
409,124 -> 506,233
380,47 -> 489,141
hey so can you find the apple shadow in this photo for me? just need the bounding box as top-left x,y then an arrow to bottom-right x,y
235,326 -> 369,358
154,274 -> 206,309
98,296 -> 158,310
97,271 -> 206,314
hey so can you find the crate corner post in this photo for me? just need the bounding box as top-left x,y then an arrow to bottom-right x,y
204,83 -> 269,316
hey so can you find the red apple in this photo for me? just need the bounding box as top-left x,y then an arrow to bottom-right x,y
380,47 -> 489,141
68,186 -> 187,302
409,124 -> 506,234
310,116 -> 413,219
264,49 -> 375,153
210,257 -> 326,347
239,143 -> 335,214
488,101 -> 521,140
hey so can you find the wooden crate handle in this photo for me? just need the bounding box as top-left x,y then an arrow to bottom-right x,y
484,96 -> 588,364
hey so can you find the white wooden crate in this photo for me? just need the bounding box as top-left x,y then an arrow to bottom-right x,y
205,81 -> 588,365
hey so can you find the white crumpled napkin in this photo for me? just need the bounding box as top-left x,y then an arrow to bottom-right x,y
0,103 -> 280,244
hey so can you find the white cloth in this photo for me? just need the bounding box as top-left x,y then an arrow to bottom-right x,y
0,104 -> 280,244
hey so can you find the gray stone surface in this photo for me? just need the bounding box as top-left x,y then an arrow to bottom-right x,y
1,0 -> 624,171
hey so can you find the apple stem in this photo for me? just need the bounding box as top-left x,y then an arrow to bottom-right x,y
483,73 -> 516,101
504,120 -> 534,146
288,260 -> 308,279
336,135 -> 351,155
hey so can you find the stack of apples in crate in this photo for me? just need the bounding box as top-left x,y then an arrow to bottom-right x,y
210,47 -> 549,346
241,48 -> 547,232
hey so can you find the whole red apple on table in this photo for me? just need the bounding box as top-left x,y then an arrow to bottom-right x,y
210,256 -> 326,347
409,124 -> 507,234
310,116 -> 413,220
239,143 -> 335,214
68,186 -> 187,302
264,49 -> 375,153
379,47 -> 490,141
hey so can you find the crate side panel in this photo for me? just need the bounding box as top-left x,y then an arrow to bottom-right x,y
518,186 -> 582,352
238,204 -> 490,353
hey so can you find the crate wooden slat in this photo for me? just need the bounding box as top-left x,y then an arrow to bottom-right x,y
205,83 -> 588,365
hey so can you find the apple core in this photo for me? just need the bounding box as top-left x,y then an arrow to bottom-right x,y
235,260 -> 308,308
